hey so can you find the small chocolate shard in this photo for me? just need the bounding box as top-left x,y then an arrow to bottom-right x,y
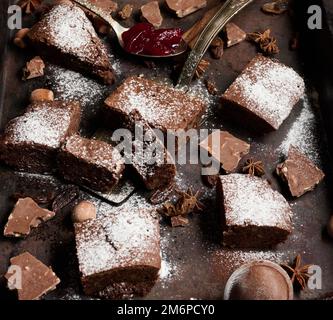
171,215 -> 189,227
5,252 -> 60,300
118,4 -> 134,20
22,56 -> 45,80
262,0 -> 288,15
141,1 -> 163,28
202,173 -> 219,188
200,131 -> 250,173
276,146 -> 325,198
4,198 -> 55,238
166,0 -> 207,18
205,79 -> 218,95
225,22 -> 246,47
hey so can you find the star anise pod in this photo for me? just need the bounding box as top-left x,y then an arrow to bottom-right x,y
248,29 -> 279,55
175,188 -> 205,214
281,254 -> 313,290
195,59 -> 210,79
248,29 -> 272,43
242,158 -> 265,177
18,0 -> 42,14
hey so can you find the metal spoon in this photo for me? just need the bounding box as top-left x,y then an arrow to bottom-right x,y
72,0 -> 188,58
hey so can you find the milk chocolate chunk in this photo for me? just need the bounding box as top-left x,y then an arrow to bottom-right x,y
166,0 -> 207,18
22,56 -> 45,80
221,55 -> 305,131
118,4 -> 134,20
217,174 -> 293,248
141,1 -> 163,28
225,22 -> 246,47
4,198 -> 55,238
5,252 -> 60,300
276,146 -> 325,198
200,130 -> 250,173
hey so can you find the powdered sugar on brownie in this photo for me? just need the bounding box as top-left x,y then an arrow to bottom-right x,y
7,105 -> 71,148
223,55 -> 305,129
220,174 -> 292,230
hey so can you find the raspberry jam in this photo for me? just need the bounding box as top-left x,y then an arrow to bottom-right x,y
122,23 -> 183,56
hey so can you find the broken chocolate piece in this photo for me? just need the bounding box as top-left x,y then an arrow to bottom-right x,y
166,0 -> 207,18
141,1 -> 163,28
5,252 -> 60,300
276,146 -> 325,198
4,198 -> 55,238
202,173 -> 219,188
118,4 -> 134,20
225,22 -> 246,48
200,130 -> 250,173
52,185 -> 80,213
262,0 -> 289,15
171,215 -> 189,227
22,56 -> 45,80
205,79 -> 218,95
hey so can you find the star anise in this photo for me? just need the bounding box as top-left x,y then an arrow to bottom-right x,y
242,158 -> 265,177
248,29 -> 279,55
195,59 -> 210,79
18,0 -> 42,14
281,254 -> 313,290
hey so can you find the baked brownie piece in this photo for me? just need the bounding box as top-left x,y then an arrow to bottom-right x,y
58,134 -> 125,192
126,111 -> 176,190
74,207 -> 161,297
4,252 -> 60,300
27,3 -> 115,84
200,130 -> 250,173
221,55 -> 305,131
104,77 -> 206,133
217,174 -> 293,248
0,100 -> 80,174
276,146 -> 325,198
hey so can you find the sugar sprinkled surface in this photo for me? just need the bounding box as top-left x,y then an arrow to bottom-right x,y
6,104 -> 71,148
224,56 -> 305,129
221,174 -> 292,229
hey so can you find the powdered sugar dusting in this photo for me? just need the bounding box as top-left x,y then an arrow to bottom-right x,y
221,174 -> 292,229
7,105 -> 71,148
278,95 -> 321,164
224,56 -> 305,129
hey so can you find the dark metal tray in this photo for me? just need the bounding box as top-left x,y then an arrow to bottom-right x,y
1,0 -> 333,300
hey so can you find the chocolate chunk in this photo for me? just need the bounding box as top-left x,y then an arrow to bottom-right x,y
4,198 -> 55,238
210,45 -> 224,60
52,185 -> 80,212
202,173 -> 219,188
224,260 -> 293,300
225,22 -> 246,47
118,4 -> 134,20
22,56 -> 45,80
141,1 -> 163,28
205,79 -> 218,95
276,146 -> 325,198
217,174 -> 293,248
86,0 -> 118,12
200,130 -> 250,173
166,0 -> 207,18
4,252 -> 60,300
171,215 -> 189,227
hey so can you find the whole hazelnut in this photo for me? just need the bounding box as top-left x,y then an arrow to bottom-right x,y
327,216 -> 333,239
30,89 -> 54,102
13,28 -> 30,49
72,201 -> 97,223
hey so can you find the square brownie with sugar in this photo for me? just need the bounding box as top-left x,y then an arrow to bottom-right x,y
0,100 -> 80,174
58,134 -> 125,192
104,77 -> 206,133
217,174 -> 293,248
221,55 -> 305,131
74,206 -> 161,297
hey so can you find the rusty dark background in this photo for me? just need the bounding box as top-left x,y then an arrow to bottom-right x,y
0,0 -> 333,300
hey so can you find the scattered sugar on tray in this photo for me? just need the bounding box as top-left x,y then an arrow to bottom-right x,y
278,95 -> 321,165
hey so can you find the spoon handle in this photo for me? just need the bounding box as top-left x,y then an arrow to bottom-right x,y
176,0 -> 254,89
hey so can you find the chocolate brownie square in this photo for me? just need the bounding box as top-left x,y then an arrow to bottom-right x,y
217,174 -> 293,248
104,77 -> 206,133
74,206 -> 161,297
27,3 -> 115,84
0,100 -> 80,173
276,146 -> 325,197
221,55 -> 305,131
58,134 -> 125,192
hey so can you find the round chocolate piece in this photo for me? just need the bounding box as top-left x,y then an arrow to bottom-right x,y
224,260 -> 293,300
327,216 -> 333,239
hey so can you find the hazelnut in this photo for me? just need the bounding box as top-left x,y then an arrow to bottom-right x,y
327,216 -> 333,239
72,201 -> 97,223
13,28 -> 30,49
30,89 -> 54,102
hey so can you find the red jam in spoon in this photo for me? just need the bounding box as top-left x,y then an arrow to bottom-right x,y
122,23 -> 183,56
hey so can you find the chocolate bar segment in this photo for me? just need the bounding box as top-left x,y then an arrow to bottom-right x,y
166,0 -> 207,18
